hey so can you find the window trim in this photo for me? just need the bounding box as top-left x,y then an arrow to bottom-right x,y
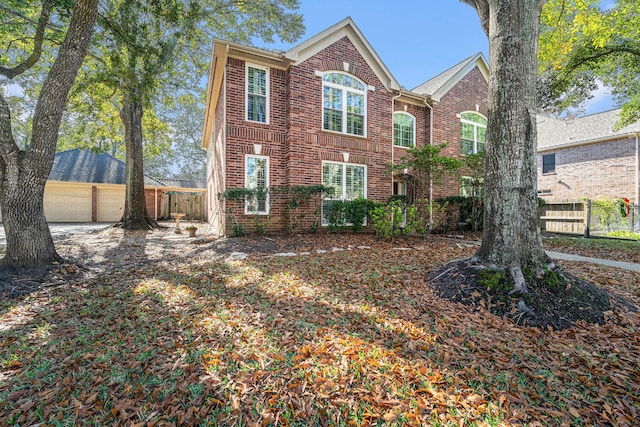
321,160 -> 367,226
393,111 -> 416,148
244,154 -> 270,215
322,72 -> 367,137
542,153 -> 556,174
245,63 -> 269,124
460,175 -> 484,197
459,111 -> 487,155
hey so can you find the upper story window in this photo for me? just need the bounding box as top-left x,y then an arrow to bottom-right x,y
322,72 -> 366,137
394,112 -> 415,148
246,64 -> 269,123
542,153 -> 555,174
460,112 -> 487,155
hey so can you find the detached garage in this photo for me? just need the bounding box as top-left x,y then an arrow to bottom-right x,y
39,149 -> 206,223
44,183 -> 92,222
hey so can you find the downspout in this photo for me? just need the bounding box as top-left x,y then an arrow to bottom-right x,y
634,133 -> 640,231
424,98 -> 434,230
636,133 -> 639,206
391,93 -> 402,194
154,188 -> 158,221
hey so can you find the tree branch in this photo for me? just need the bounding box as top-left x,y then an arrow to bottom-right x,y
460,0 -> 490,36
0,0 -> 56,79
565,42 -> 640,75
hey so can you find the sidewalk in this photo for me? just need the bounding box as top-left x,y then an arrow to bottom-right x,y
547,251 -> 640,273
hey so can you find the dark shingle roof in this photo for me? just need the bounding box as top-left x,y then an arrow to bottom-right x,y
49,149 -> 192,187
49,149 -> 126,184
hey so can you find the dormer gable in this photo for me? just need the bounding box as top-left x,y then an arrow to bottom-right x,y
412,52 -> 489,102
285,17 -> 401,92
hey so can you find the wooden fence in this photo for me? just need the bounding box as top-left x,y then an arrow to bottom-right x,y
538,201 -> 587,235
160,192 -> 206,221
538,200 -> 639,236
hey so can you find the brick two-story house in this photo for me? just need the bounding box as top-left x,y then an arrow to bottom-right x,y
202,17 -> 488,236
537,109 -> 640,204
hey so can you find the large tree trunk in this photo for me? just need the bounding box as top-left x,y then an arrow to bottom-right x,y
465,0 -> 549,288
0,0 -> 99,268
119,86 -> 156,230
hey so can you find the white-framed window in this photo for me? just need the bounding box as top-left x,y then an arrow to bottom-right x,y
393,112 -> 415,148
460,112 -> 487,155
246,64 -> 269,123
245,155 -> 269,214
322,72 -> 366,136
460,176 -> 484,197
321,161 -> 366,225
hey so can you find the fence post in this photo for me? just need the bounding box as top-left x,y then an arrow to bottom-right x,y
584,199 -> 591,238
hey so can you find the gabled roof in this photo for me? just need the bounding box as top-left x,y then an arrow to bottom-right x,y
537,109 -> 640,151
285,17 -> 401,91
412,52 -> 489,102
50,149 -> 129,185
49,149 -> 198,188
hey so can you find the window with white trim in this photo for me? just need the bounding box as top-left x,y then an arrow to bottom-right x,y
460,176 -> 484,197
245,155 -> 269,214
246,64 -> 269,123
460,112 -> 487,155
322,72 -> 366,136
321,161 -> 366,225
394,112 -> 415,148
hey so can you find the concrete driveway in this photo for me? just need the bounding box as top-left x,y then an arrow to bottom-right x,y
0,223 -> 113,247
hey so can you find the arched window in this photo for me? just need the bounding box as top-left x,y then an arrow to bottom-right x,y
460,112 -> 487,155
322,72 -> 366,136
393,112 -> 415,148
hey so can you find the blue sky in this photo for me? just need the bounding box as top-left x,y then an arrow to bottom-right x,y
265,0 -> 613,115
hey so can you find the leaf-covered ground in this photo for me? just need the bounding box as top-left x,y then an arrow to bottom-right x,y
1,230 -> 639,426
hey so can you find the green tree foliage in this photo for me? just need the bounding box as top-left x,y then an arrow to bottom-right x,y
391,143 -> 461,229
539,0 -> 640,125
63,0 -> 303,229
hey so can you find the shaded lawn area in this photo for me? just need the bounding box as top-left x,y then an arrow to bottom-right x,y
1,235 -> 639,426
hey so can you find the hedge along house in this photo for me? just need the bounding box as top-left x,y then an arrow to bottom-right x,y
537,109 -> 640,205
0,149 -> 207,223
201,17 -> 489,236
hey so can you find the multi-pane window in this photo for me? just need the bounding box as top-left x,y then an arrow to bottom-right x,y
322,161 -> 366,225
394,112 -> 415,148
542,153 -> 555,174
246,64 -> 268,123
460,176 -> 484,197
323,72 -> 366,136
245,155 -> 269,214
460,112 -> 487,155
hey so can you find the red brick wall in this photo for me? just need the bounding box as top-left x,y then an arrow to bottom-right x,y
223,37 -> 405,233
431,66 -> 489,199
220,42 -> 488,234
537,137 -> 638,203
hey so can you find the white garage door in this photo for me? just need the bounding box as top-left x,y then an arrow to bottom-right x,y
44,184 -> 92,222
97,187 -> 125,222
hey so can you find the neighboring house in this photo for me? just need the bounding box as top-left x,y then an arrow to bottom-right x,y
201,17 -> 489,236
537,110 -> 640,204
2,149 -> 206,223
